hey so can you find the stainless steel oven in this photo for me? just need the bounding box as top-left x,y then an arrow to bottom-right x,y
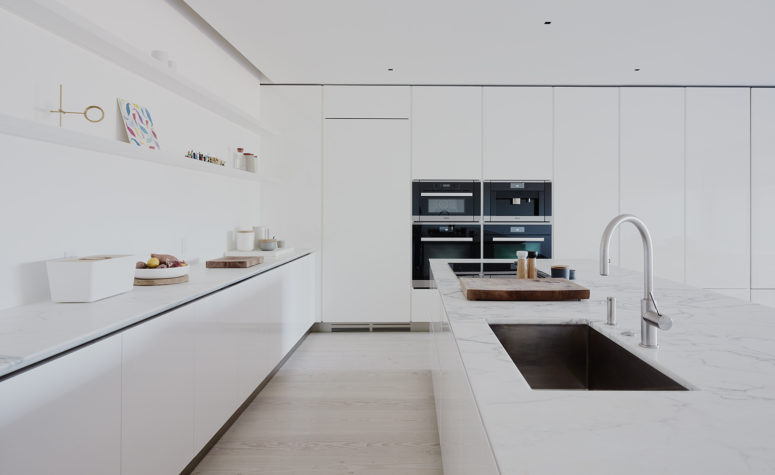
483,181 -> 552,222
412,223 -> 481,282
483,224 -> 552,259
412,180 -> 480,222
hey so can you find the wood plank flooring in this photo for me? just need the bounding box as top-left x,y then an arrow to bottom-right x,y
192,332 -> 442,475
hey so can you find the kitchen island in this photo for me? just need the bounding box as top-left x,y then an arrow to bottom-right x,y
430,258 -> 775,474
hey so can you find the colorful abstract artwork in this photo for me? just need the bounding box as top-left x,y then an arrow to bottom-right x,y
118,99 -> 160,150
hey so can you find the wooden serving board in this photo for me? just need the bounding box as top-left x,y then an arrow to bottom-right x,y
206,256 -> 264,268
460,277 -> 590,301
134,275 -> 189,286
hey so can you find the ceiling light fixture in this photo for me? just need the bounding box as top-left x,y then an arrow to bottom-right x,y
544,21 -> 551,24
387,67 -> 394,72
634,68 -> 641,71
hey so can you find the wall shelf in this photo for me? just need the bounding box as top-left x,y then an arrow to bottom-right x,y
0,0 -> 277,137
0,113 -> 278,183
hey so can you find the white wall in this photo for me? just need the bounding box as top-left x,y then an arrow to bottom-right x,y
259,86 -> 323,321
0,5 -> 262,309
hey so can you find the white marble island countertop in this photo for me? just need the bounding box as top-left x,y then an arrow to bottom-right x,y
430,258 -> 775,474
0,251 -> 312,379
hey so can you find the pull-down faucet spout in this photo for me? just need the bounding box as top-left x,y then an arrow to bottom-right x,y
600,214 -> 672,348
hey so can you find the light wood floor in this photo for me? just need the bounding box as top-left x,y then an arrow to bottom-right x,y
192,332 -> 443,475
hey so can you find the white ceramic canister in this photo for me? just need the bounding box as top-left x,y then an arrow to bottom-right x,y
235,227 -> 255,251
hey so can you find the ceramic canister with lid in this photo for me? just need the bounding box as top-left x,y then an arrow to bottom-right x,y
236,227 -> 255,251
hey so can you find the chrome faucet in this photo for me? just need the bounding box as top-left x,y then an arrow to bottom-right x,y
599,214 -> 672,348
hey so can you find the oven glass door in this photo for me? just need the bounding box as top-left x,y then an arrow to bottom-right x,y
418,193 -> 476,221
413,224 -> 480,280
483,225 -> 552,259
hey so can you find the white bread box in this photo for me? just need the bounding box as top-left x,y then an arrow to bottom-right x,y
46,255 -> 136,302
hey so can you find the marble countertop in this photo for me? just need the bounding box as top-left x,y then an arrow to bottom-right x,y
430,258 -> 775,474
0,251 -> 312,379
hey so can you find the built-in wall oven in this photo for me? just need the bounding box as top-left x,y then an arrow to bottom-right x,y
412,223 -> 481,282
483,224 -> 552,259
412,180 -> 480,222
483,181 -> 552,222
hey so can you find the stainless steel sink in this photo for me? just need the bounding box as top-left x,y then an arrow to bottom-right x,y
489,324 -> 687,391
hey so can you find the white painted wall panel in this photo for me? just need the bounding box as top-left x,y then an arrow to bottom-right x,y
553,87 -> 620,260
685,88 -> 750,289
619,88 -> 685,282
751,88 -> 775,289
483,87 -> 553,180
412,86 -> 482,180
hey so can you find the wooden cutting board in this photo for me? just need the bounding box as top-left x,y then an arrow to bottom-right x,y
460,277 -> 590,301
134,275 -> 189,286
206,256 -> 264,268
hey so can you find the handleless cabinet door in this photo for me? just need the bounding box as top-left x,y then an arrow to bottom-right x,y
122,306 -> 195,475
324,86 -> 410,118
0,337 -> 121,475
685,88 -> 750,289
751,88 -> 775,289
323,119 -> 411,322
483,87 -> 553,180
620,88 -> 685,282
553,87 -> 620,260
412,86 -> 482,180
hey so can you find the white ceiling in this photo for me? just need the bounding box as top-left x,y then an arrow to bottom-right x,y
185,0 -> 775,86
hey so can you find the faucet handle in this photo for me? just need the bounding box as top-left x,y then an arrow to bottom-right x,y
643,310 -> 672,330
648,291 -> 662,316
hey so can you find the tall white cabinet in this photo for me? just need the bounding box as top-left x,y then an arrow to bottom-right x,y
553,87 -> 620,261
482,87 -> 553,180
619,88 -> 685,282
751,88 -> 775,298
411,86 -> 482,180
685,88 -> 750,291
323,118 -> 411,322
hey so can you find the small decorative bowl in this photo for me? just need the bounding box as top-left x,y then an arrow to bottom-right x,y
258,239 -> 277,251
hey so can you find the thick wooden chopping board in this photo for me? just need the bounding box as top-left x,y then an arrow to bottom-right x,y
206,256 -> 264,268
134,275 -> 189,286
460,277 -> 590,301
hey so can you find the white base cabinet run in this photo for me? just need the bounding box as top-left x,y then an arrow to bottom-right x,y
0,254 -> 316,475
0,338 -> 122,475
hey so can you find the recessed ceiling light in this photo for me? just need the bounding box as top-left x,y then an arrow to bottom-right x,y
387,67 -> 394,72
634,68 -> 641,71
544,21 -> 551,24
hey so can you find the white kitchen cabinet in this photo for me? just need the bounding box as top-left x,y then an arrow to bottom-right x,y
751,88 -> 775,289
751,289 -> 775,308
685,88 -> 750,290
324,85 -> 410,118
122,306 -> 195,475
553,87 -> 620,260
0,338 -> 121,475
619,88 -> 685,282
412,86 -> 482,180
323,119 -> 410,322
482,87 -> 553,180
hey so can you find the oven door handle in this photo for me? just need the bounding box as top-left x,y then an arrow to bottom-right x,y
492,237 -> 545,242
420,237 -> 474,242
420,192 -> 473,197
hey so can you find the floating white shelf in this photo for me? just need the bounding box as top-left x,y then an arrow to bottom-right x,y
0,0 -> 277,137
0,113 -> 279,183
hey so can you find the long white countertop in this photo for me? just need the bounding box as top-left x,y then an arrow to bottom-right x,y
0,251 -> 312,379
430,258 -> 775,474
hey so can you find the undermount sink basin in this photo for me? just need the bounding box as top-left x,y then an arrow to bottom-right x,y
489,324 -> 687,391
